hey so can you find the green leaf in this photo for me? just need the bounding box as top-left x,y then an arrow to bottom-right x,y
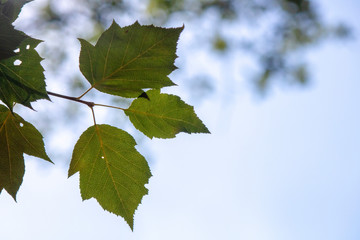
0,0 -> 31,23
0,0 -> 31,60
0,37 -> 49,110
125,89 -> 210,139
0,14 -> 27,60
0,104 -> 52,200
68,124 -> 151,230
79,21 -> 183,98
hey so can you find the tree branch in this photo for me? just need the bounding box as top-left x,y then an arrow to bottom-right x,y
47,91 -> 95,108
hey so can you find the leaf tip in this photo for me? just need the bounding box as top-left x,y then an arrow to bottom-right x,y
77,38 -> 89,45
67,168 -> 77,178
203,127 -> 211,134
8,190 -> 18,202
127,218 -> 135,231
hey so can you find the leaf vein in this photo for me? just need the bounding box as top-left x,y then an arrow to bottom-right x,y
95,125 -> 131,223
102,30 -> 172,81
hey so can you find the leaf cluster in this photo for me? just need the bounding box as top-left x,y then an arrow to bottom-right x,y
0,0 -> 49,111
0,0 -> 209,230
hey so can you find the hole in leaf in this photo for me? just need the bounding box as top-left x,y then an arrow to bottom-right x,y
101,156 -> 104,159
13,60 -> 22,66
19,123 -> 24,127
26,45 -> 30,50
14,48 -> 20,53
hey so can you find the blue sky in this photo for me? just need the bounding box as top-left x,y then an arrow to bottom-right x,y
1,1 -> 360,239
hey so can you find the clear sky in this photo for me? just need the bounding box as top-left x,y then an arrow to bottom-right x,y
1,1 -> 360,240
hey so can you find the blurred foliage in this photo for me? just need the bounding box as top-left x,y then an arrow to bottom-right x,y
18,0 -> 350,96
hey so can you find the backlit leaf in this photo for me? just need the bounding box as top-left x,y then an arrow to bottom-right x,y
0,0 -> 31,60
0,14 -> 27,60
68,124 -> 151,230
0,104 -> 51,200
79,21 -> 183,98
125,89 -> 210,138
0,37 -> 49,110
0,0 -> 31,23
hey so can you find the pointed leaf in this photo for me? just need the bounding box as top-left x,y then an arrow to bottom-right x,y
79,21 -> 183,98
68,124 -> 151,230
0,105 -> 52,200
0,37 -> 49,110
125,89 -> 210,139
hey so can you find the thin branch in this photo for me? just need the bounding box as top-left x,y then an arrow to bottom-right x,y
93,103 -> 126,111
47,91 -> 95,108
91,107 -> 97,126
47,91 -> 128,112
77,87 -> 94,99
